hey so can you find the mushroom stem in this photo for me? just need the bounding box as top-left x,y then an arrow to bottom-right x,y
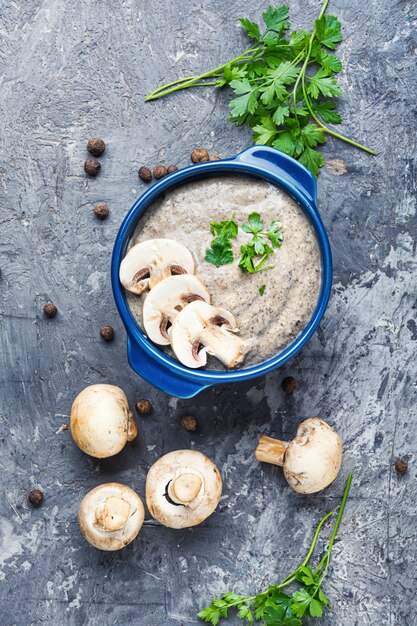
169,473 -> 202,504
255,435 -> 289,466
127,411 -> 138,442
95,496 -> 131,532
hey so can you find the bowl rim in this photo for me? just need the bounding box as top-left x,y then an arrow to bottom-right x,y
111,150 -> 332,384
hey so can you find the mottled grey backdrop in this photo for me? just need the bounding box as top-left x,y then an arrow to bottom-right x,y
0,0 -> 416,625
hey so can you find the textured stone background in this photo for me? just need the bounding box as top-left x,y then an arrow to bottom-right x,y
0,1 -> 416,625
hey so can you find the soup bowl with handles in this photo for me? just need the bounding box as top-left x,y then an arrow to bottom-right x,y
111,146 -> 332,399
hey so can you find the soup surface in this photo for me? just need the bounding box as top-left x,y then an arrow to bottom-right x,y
127,175 -> 321,368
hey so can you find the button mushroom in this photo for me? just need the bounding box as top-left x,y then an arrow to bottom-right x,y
70,384 -> 137,458
142,274 -> 210,345
170,300 -> 248,369
119,239 -> 195,295
146,450 -> 222,528
78,483 -> 144,550
255,418 -> 342,494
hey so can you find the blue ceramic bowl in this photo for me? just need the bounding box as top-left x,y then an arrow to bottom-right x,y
111,146 -> 332,398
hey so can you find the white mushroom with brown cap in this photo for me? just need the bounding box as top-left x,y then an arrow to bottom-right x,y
170,300 -> 248,369
78,483 -> 145,550
142,274 -> 210,345
119,238 -> 195,295
255,418 -> 342,494
146,450 -> 222,528
70,384 -> 137,458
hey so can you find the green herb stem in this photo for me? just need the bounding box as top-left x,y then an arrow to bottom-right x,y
277,510 -> 333,589
292,0 -> 327,114
146,43 -> 264,101
314,472 -> 352,578
301,76 -> 377,155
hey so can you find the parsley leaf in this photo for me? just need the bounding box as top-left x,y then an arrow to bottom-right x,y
259,284 -> 266,296
272,104 -> 290,125
239,18 -> 261,41
205,241 -> 234,267
262,4 -> 290,32
299,146 -> 325,177
266,220 -> 284,247
312,100 -> 342,124
205,215 -> 238,267
239,243 -> 274,273
229,80 -> 259,116
253,116 -> 277,145
210,218 -> 238,240
318,50 -> 343,73
290,589 -> 313,618
315,14 -> 342,50
242,212 -> 265,234
308,68 -> 342,99
309,598 -> 324,618
300,123 -> 326,148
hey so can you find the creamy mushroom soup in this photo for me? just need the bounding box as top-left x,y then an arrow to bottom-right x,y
127,175 -> 321,368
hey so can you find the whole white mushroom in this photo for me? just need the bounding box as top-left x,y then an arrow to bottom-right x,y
146,450 -> 222,528
255,418 -> 342,494
78,483 -> 144,550
70,384 -> 137,458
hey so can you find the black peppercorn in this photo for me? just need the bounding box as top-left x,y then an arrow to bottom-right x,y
395,459 -> 408,475
167,164 -> 178,174
138,166 -> 152,182
100,325 -> 115,341
94,203 -> 110,220
281,376 -> 299,394
191,147 -> 209,163
180,415 -> 197,432
153,165 -> 168,179
84,158 -> 101,176
135,399 -> 152,415
87,137 -> 106,157
28,489 -> 43,507
43,303 -> 58,318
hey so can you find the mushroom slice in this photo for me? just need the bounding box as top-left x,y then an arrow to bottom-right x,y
170,300 -> 248,369
78,483 -> 145,551
146,450 -> 222,529
70,384 -> 137,459
119,239 -> 195,295
143,275 -> 210,345
255,417 -> 342,494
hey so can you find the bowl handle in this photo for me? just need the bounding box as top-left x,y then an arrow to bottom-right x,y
233,146 -> 317,205
127,337 -> 209,399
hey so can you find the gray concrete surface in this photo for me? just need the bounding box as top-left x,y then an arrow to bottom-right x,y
0,0 -> 416,624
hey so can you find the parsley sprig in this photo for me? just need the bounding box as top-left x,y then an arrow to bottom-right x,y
198,474 -> 352,625
146,1 -> 376,176
205,216 -> 238,267
205,212 -> 283,273
239,212 -> 283,273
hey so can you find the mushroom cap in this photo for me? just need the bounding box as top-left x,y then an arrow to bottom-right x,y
284,418 -> 342,494
143,274 -> 210,345
170,300 -> 248,369
78,482 -> 144,551
119,239 -> 195,295
146,450 -> 222,529
70,384 -> 137,458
